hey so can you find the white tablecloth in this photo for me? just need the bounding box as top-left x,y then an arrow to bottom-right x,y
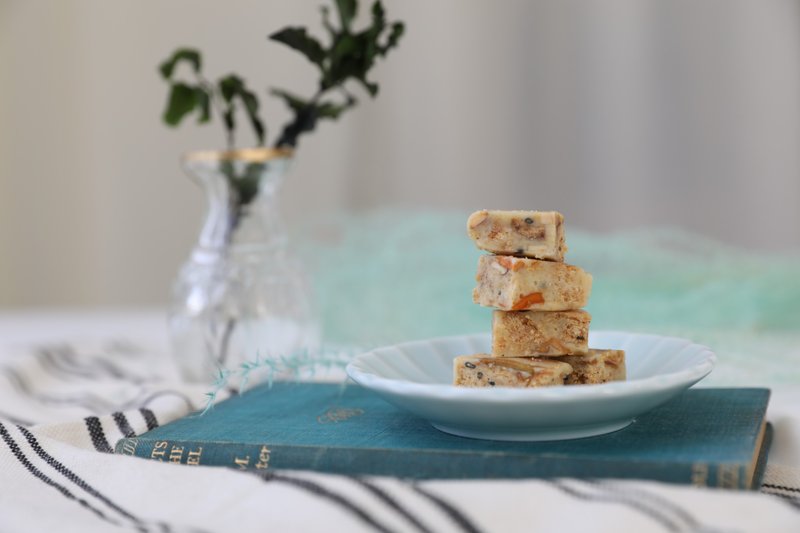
0,310 -> 798,532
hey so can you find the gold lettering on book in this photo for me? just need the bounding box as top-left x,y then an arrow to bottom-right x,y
169,445 -> 185,464
717,464 -> 740,488
150,441 -> 169,461
317,407 -> 364,424
691,463 -> 709,487
255,446 -> 271,470
234,456 -> 250,469
186,447 -> 203,466
119,438 -> 138,456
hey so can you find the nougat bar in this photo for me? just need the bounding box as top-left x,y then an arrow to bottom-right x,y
467,210 -> 567,261
561,349 -> 626,385
473,255 -> 592,311
453,355 -> 572,388
492,309 -> 590,357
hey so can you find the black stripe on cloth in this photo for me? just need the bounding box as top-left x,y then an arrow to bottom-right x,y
18,426 -> 214,533
587,480 -> 703,531
412,483 -> 483,533
140,408 -> 159,431
761,489 -> 800,511
548,480 -> 679,532
2,366 -> 34,395
36,346 -> 94,380
85,416 -> 113,453
762,483 -> 800,494
16,425 -> 146,531
103,339 -> 144,356
41,344 -> 148,385
112,412 -> 137,438
260,472 -> 397,533
2,366 -> 114,413
353,478 -> 434,533
58,344 -> 147,383
0,422 -> 122,528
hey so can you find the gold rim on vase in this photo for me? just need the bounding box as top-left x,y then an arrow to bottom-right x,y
183,147 -> 294,163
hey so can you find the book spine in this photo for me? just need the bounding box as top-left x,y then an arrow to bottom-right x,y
114,437 -> 750,488
115,438 -> 272,471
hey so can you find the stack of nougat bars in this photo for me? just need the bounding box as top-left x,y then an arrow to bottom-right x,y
454,210 -> 626,388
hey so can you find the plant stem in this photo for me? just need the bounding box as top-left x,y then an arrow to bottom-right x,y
215,193 -> 244,369
217,318 -> 236,368
196,73 -> 235,150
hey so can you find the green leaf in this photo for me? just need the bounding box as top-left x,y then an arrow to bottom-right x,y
222,109 -> 235,138
316,102 -> 345,119
332,33 -> 358,58
371,1 -> 386,31
269,27 -> 326,66
340,90 -> 358,108
195,88 -> 211,123
323,34 -> 360,89
335,0 -> 357,32
357,77 -> 379,97
362,32 -> 379,64
320,6 -> 337,36
240,91 -> 265,146
162,82 -> 199,126
218,75 -> 265,146
218,74 -> 245,103
383,22 -> 404,53
271,88 -> 309,113
159,48 -> 202,80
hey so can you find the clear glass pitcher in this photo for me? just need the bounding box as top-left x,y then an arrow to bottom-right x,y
168,148 -> 318,383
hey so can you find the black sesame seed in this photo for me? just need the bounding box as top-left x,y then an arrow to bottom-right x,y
576,336 -> 585,341
524,217 -> 534,224
489,381 -> 496,386
477,372 -> 483,379
465,362 -> 476,369
516,248 -> 524,254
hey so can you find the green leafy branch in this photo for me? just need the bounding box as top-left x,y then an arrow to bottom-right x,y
160,50 -> 265,150
269,0 -> 405,147
158,0 -> 404,151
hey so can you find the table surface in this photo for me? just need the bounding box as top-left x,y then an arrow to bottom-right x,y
0,309 -> 798,532
0,308 -> 798,466
2,218 -> 800,531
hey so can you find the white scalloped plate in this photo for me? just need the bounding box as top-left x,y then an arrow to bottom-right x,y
346,331 -> 715,441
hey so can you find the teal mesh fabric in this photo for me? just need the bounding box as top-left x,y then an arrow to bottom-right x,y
293,209 -> 800,387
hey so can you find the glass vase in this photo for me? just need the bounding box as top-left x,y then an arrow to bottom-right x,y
168,148 -> 318,383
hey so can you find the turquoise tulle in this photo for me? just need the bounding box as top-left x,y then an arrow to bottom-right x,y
292,209 -> 800,387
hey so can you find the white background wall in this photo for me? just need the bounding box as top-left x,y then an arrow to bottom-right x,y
1,0 -> 798,307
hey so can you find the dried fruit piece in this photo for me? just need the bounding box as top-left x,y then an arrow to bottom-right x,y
473,255 -> 592,311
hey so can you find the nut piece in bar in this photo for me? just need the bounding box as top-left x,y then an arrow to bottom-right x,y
473,255 -> 592,311
560,349 -> 626,385
453,355 -> 572,388
467,210 -> 567,261
492,309 -> 590,357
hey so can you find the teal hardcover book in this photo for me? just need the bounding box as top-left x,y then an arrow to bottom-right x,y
115,384 -> 771,489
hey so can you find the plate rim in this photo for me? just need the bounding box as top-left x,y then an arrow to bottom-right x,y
345,330 -> 716,402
